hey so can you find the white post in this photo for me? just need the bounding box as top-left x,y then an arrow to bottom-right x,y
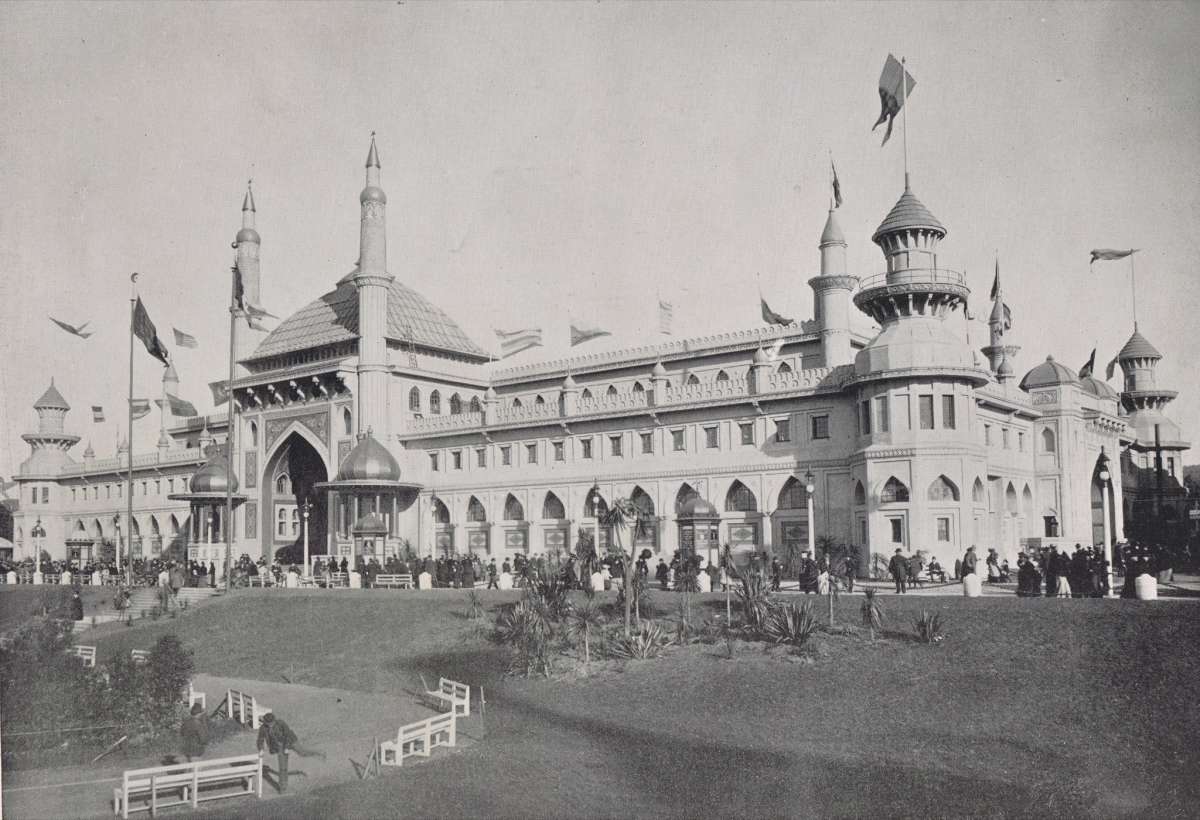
593,491 -> 601,562
1101,477 -> 1114,597
302,499 -> 311,577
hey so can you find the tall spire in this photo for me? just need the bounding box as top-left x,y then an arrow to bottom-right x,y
366,132 -> 381,169
354,132 -> 393,440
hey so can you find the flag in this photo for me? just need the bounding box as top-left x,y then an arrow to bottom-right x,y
160,392 -> 198,418
872,54 -> 915,146
232,264 -> 278,328
1002,303 -> 1013,330
494,328 -> 543,358
989,259 -> 1001,300
1105,356 -> 1119,381
1079,347 -> 1096,379
132,297 -> 170,366
49,316 -> 92,339
830,158 -> 843,208
130,398 -> 152,420
1090,248 -> 1136,265
570,322 -> 611,346
658,301 -> 674,335
91,406 -> 105,423
964,306 -> 975,322
209,380 -> 231,406
173,328 -> 198,348
764,337 -> 785,362
761,298 -> 793,326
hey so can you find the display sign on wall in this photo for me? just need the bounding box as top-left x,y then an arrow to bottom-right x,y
544,529 -> 567,549
435,531 -> 453,552
468,529 -> 489,551
505,529 -> 528,550
727,523 -> 758,546
780,520 -> 807,548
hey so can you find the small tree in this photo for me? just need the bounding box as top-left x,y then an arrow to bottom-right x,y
567,598 -> 603,671
602,498 -> 654,638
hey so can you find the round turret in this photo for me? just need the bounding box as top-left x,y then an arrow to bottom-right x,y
336,433 -> 402,483
34,380 -> 70,411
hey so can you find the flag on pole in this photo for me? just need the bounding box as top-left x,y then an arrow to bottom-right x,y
132,297 -> 171,366
173,328 -> 198,348
761,298 -> 793,326
570,322 -> 611,346
91,406 -> 105,423
1079,347 -> 1096,379
872,54 -> 915,146
232,264 -> 277,328
49,316 -> 93,339
209,380 -> 231,406
1090,248 -> 1137,266
159,392 -> 198,418
764,337 -> 785,362
494,328 -> 543,358
830,158 -> 843,208
658,301 -> 674,335
1002,303 -> 1013,331
1105,355 -> 1120,381
964,305 -> 976,322
130,399 -> 152,420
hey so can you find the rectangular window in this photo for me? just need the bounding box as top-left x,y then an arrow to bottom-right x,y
1167,457 -> 1175,478
31,487 -> 38,504
774,418 -> 791,442
672,429 -> 686,451
1044,516 -> 1060,538
581,438 -> 593,459
1018,432 -> 1025,452
937,517 -> 950,542
553,441 -> 565,462
984,424 -> 993,446
811,415 -> 830,440
429,453 -> 439,472
501,446 -> 512,466
452,450 -> 462,470
72,488 -> 77,502
526,443 -> 538,464
1002,428 -> 1010,449
141,482 -> 147,496
476,448 -> 487,468
875,397 -> 890,433
640,432 -> 653,454
705,426 -> 719,448
860,401 -> 872,435
919,395 -> 935,429
42,487 -> 49,504
155,480 -> 161,495
739,422 -> 755,445
890,518 -> 904,544
610,435 -> 623,457
942,395 -> 956,429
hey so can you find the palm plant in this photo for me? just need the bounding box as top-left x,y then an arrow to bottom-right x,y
609,622 -> 672,660
567,598 -> 604,670
913,609 -> 944,643
763,600 -> 819,649
734,571 -> 773,635
466,589 -> 483,621
860,587 -> 884,640
602,498 -> 654,637
495,599 -> 553,677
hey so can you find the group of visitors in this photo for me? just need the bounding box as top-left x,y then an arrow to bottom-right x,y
887,549 -> 942,593
1012,544 -> 1110,597
179,706 -> 323,794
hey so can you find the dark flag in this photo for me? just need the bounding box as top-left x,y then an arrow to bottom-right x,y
160,392 -> 198,418
872,54 -> 915,146
1079,348 -> 1096,379
49,316 -> 92,339
1090,248 -> 1136,266
831,158 -> 843,208
209,380 -> 231,405
232,264 -> 277,330
1002,303 -> 1013,331
1105,355 -> 1119,381
761,298 -> 793,326
132,297 -> 170,366
91,406 -> 105,423
989,259 -> 1001,300
173,328 -> 198,348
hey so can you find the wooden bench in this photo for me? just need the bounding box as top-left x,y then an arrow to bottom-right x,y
327,572 -> 348,589
379,711 -> 456,767
373,573 -> 413,589
422,677 -> 470,717
131,649 -> 150,665
247,574 -> 271,588
112,753 -> 262,818
224,688 -> 271,729
68,644 -> 97,667
187,682 -> 205,711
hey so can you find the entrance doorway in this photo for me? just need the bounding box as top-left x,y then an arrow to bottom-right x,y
262,432 -> 329,564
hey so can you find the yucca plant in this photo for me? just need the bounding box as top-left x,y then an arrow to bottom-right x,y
860,588 -> 884,640
763,600 -> 819,649
466,589 -> 483,621
609,622 -> 672,660
734,572 -> 773,635
495,599 -> 554,677
567,598 -> 604,670
913,609 -> 944,644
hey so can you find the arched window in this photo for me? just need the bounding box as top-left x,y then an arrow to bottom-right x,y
1006,482 -> 1019,513
503,494 -> 525,521
449,394 -> 462,415
606,385 -> 618,397
342,408 -> 352,436
630,486 -> 655,517
466,496 -> 487,523
853,481 -> 866,506
1041,427 -> 1056,453
248,421 -> 258,448
1022,485 -> 1034,518
276,474 -> 291,495
581,388 -> 593,401
777,476 -> 808,509
512,397 -> 523,409
469,396 -> 481,413
724,480 -> 758,512
687,374 -> 700,386
972,478 -> 986,503
542,492 -> 565,520
674,483 -> 699,514
880,477 -> 910,503
632,382 -> 645,393
429,390 -> 441,415
409,387 -> 421,412
534,395 -> 546,406
777,362 -> 792,374
584,490 -> 609,519
432,497 -> 450,524
927,475 -> 960,502
716,370 -> 730,382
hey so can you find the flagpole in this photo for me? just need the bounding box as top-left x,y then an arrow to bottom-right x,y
126,273 -> 138,586
1130,251 -> 1138,329
901,56 -> 909,187
225,266 -> 238,593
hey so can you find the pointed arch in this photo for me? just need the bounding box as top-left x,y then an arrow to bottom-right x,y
449,394 -> 463,415
853,480 -> 866,506
503,493 -> 525,521
606,385 -> 618,397
429,390 -> 441,415
342,407 -> 353,437
630,486 -> 655,517
724,479 -> 758,512
777,476 -> 808,509
584,489 -> 608,519
1041,427 -> 1056,453
466,496 -> 487,523
432,497 -> 450,525
248,421 -> 258,449
409,386 -> 421,412
632,381 -> 645,393
542,491 -> 566,520
1022,484 -> 1034,517
777,361 -> 792,374
1006,482 -> 1019,513
972,477 -> 986,504
881,477 -> 910,503
149,515 -> 161,535
716,370 -> 730,382
168,514 -> 180,535
581,388 -> 593,401
686,374 -> 700,386
93,519 -> 104,539
512,397 -> 522,408
927,475 -> 960,502
469,396 -> 481,414
534,395 -> 546,407
675,483 -> 699,514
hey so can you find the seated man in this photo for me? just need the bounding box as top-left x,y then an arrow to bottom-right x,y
927,558 -> 946,583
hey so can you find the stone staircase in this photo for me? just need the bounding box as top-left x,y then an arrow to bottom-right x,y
77,586 -> 225,630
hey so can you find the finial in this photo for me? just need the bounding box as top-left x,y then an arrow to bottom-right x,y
366,132 -> 381,169
904,171 -> 911,192
242,179 -> 256,213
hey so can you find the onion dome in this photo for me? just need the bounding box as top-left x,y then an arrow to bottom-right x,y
1117,329 -> 1162,361
652,361 -> 668,378
678,496 -> 720,518
190,451 -> 238,494
1078,375 -> 1120,401
562,373 -> 577,389
872,184 -> 946,244
820,209 -> 846,246
352,512 -> 389,536
997,354 -> 1014,379
484,385 -> 498,401
83,440 -> 95,458
336,433 -> 402,483
236,227 -> 260,244
117,435 -> 129,454
34,380 -> 69,411
1019,355 -> 1078,391
753,347 -> 770,364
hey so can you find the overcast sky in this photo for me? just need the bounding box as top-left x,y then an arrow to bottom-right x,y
2,1 -> 1198,478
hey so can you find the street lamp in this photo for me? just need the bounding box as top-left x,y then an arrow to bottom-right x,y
591,487 -> 602,564
804,468 -> 816,561
1098,451 -> 1115,598
114,515 -> 124,583
301,497 -> 313,577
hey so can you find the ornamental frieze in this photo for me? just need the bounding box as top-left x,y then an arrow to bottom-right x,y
1031,390 -> 1058,406
265,410 -> 330,452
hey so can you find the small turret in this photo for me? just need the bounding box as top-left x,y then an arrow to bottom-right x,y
233,180 -> 265,373
20,380 -> 79,477
981,259 -> 1020,382
353,133 -> 394,440
808,209 -> 858,368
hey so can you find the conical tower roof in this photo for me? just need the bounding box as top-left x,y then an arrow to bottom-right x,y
34,379 -> 69,411
1117,328 -> 1161,361
872,184 -> 946,243
820,209 -> 845,245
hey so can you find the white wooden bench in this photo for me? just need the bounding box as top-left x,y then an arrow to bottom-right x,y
112,753 -> 262,818
247,574 -> 271,588
225,688 -> 271,729
187,682 -> 205,711
379,711 -> 456,767
422,677 -> 470,717
131,649 -> 150,665
327,572 -> 349,588
68,644 -> 97,667
373,573 -> 413,589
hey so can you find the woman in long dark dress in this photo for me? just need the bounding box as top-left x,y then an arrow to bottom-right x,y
1016,559 -> 1041,597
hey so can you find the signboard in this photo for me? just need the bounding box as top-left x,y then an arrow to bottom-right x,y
505,529 -> 527,550
468,529 -> 489,550
435,531 -> 453,552
727,523 -> 758,547
780,521 -> 808,549
544,529 -> 567,549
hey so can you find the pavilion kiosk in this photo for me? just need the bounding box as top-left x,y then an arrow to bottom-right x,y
316,431 -> 421,566
676,496 -> 721,565
168,448 -> 247,568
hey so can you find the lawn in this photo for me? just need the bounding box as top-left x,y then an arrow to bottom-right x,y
58,590 -> 1200,817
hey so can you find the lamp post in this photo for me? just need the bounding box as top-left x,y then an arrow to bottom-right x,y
805,468 -> 816,564
591,488 -> 602,563
301,497 -> 313,577
1098,451 -> 1115,598
114,515 -> 123,582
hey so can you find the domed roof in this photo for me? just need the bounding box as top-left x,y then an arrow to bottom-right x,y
997,354 -> 1014,378
83,440 -> 95,458
562,373 -> 577,389
753,347 -> 770,364
359,186 -> 387,205
34,380 -> 69,411
651,361 -> 668,377
484,385 -> 498,400
190,452 -> 238,494
250,280 -> 488,363
1019,355 -> 1077,390
820,209 -> 845,245
1078,375 -> 1120,401
1117,328 -> 1161,361
336,433 -> 402,482
351,512 -> 389,536
678,496 -> 720,518
162,363 -> 179,384
872,185 -> 946,243
236,227 -> 260,244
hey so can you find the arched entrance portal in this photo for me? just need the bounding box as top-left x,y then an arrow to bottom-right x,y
262,432 -> 330,564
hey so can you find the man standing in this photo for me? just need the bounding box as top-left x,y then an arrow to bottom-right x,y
961,546 -> 979,580
180,703 -> 209,762
889,548 -> 908,594
487,559 -> 499,590
256,712 -> 325,793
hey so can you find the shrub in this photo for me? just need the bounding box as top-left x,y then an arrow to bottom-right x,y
763,601 -> 819,649
609,622 -> 672,660
495,599 -> 554,677
914,609 -> 944,643
734,573 -> 773,634
860,588 -> 884,639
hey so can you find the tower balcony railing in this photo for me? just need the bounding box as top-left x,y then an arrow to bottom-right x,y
857,267 -> 967,292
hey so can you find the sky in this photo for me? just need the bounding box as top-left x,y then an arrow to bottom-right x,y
2,1 -> 1199,479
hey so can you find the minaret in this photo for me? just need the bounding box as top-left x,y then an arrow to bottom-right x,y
808,209 -> 858,368
233,181 -> 265,372
19,380 -> 79,477
353,133 -> 394,438
159,363 -> 179,454
981,260 -> 1020,382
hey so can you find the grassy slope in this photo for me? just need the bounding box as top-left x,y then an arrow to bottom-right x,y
82,591 -> 1200,818
0,586 -> 112,634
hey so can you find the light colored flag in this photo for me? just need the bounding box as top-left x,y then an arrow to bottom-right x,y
570,322 -> 611,347
130,399 -> 152,420
1105,356 -> 1120,381
1090,248 -> 1137,265
173,328 -> 198,348
764,337 -> 785,362
49,316 -> 92,339
658,301 -> 674,335
91,406 -> 105,423
161,392 -> 198,418
872,54 -> 915,146
494,328 -> 543,358
761,298 -> 793,326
